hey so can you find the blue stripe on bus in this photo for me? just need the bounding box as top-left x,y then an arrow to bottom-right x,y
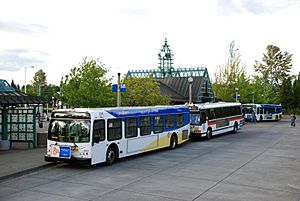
107,108 -> 189,118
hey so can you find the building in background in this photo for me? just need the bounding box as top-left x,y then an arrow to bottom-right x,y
127,37 -> 214,104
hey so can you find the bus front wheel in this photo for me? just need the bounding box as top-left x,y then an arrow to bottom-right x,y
106,146 -> 117,166
170,134 -> 178,150
206,129 -> 212,140
233,122 -> 238,134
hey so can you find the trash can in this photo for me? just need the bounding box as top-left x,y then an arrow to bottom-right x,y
0,140 -> 10,150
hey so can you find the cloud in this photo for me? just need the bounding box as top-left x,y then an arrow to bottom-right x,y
216,0 -> 300,15
0,19 -> 48,34
216,0 -> 243,15
0,49 -> 45,71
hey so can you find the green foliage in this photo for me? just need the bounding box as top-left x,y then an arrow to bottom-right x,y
279,77 -> 293,109
213,41 -> 250,102
293,72 -> 300,108
121,76 -> 171,106
254,45 -> 292,89
212,42 -> 296,106
60,58 -> 115,107
33,69 -> 47,86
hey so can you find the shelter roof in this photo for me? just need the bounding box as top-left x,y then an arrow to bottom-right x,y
0,79 -> 45,106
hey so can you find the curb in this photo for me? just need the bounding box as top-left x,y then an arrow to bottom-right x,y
0,163 -> 55,183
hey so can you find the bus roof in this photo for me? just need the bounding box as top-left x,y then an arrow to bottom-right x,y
53,105 -> 189,118
242,103 -> 282,108
189,102 -> 241,110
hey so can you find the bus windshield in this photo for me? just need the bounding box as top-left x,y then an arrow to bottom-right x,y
190,113 -> 201,125
243,107 -> 253,114
48,119 -> 90,143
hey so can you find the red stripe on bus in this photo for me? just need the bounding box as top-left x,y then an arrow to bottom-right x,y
208,115 -> 244,126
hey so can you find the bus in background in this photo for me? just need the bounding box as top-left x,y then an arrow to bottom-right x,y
242,104 -> 282,121
189,102 -> 243,140
45,105 -> 190,166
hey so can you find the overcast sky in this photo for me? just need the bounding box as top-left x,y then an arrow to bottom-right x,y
1,0 -> 300,86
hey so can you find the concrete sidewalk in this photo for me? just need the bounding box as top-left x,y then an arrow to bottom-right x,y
0,144 -> 49,180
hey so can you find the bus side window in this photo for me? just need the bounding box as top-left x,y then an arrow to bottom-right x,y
200,112 -> 206,124
125,117 -> 138,138
93,120 -> 105,143
176,114 -> 184,128
140,116 -> 151,135
154,115 -> 163,134
210,109 -> 215,119
107,119 -> 122,141
166,115 -> 174,129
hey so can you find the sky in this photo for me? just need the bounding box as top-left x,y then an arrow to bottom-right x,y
1,0 -> 300,87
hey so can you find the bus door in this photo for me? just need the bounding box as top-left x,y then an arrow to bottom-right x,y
200,111 -> 207,132
91,119 -> 107,164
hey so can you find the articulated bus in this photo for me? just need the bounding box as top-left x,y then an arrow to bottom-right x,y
242,104 -> 282,121
189,102 -> 243,140
45,105 -> 190,165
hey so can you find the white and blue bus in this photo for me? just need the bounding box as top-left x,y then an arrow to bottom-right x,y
242,104 -> 282,121
189,102 -> 243,140
45,105 -> 190,165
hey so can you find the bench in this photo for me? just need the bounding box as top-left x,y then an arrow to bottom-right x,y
10,140 -> 34,149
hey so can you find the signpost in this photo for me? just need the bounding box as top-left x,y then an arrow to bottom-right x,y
112,73 -> 126,107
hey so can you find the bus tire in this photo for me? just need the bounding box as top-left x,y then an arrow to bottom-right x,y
170,134 -> 178,150
106,145 -> 117,166
259,116 -> 263,122
233,122 -> 238,134
206,128 -> 212,140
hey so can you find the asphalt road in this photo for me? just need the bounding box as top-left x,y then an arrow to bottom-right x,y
0,118 -> 299,201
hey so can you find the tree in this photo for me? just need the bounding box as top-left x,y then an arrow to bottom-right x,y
293,72 -> 300,108
213,41 -> 250,102
10,80 -> 17,90
60,58 -> 114,107
279,77 -> 293,109
254,45 -> 292,89
121,76 -> 171,106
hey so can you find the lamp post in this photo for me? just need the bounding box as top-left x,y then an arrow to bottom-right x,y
24,66 -> 34,94
252,92 -> 255,104
188,77 -> 193,104
117,73 -> 121,107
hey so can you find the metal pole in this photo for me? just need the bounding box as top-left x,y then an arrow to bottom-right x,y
117,73 -> 121,107
24,66 -> 34,94
235,87 -> 239,102
189,83 -> 192,104
25,67 -> 27,94
188,77 -> 193,104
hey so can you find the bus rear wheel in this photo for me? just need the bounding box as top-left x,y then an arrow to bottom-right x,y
106,146 -> 117,166
170,134 -> 178,150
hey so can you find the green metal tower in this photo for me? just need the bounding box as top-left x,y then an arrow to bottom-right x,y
158,37 -> 175,78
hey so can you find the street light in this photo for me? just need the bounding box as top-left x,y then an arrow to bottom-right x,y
252,92 -> 255,104
24,66 -> 34,94
188,77 -> 193,104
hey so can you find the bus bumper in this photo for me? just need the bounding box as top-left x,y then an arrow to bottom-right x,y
190,132 -> 206,139
44,155 -> 91,165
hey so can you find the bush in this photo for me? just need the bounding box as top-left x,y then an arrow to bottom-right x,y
283,108 -> 300,115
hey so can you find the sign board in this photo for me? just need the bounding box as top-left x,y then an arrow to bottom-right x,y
51,145 -> 71,158
112,84 -> 126,92
232,94 -> 240,99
